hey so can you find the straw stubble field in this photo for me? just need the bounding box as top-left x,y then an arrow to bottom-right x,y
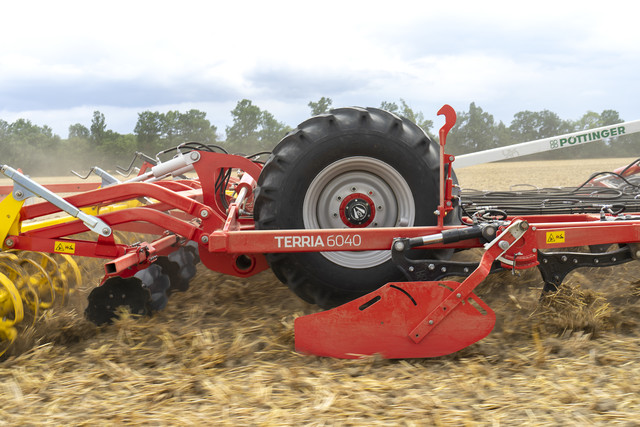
1,158 -> 639,426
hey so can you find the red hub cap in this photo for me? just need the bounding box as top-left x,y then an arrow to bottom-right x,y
339,193 -> 375,228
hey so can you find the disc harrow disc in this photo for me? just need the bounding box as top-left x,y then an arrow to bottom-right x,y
85,276 -> 152,326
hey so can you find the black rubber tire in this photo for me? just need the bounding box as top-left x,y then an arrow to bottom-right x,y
254,107 -> 457,309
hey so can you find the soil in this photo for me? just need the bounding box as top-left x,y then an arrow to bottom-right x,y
0,158 -> 639,426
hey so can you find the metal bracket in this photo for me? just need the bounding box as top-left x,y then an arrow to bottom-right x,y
0,165 -> 112,237
537,245 -> 635,292
391,237 -> 504,281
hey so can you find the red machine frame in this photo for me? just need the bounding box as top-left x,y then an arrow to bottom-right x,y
1,105 -> 639,359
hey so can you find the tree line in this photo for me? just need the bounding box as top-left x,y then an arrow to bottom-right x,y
0,97 -> 637,176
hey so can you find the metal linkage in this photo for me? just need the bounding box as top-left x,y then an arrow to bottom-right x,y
0,165 -> 112,237
391,239 -> 504,282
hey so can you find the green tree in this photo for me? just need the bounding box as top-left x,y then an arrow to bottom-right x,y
447,102 -> 498,154
600,109 -> 622,126
308,97 -> 333,116
596,109 -> 637,156
380,99 -> 434,137
509,110 -> 572,142
573,109 -> 634,157
2,119 -> 61,173
259,111 -> 290,149
134,109 -> 218,154
173,109 -> 218,144
134,111 -> 163,153
90,111 -> 107,145
68,123 -> 90,139
225,99 -> 291,154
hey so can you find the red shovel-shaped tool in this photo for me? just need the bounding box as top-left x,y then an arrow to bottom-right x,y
295,219 -> 530,359
295,281 -> 495,359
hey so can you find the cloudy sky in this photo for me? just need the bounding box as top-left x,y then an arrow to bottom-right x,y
1,0 -> 639,139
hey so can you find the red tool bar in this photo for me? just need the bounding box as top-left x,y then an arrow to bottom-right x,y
104,234 -> 180,275
209,219 -> 640,254
533,221 -> 640,248
7,235 -> 125,259
209,226 -> 478,253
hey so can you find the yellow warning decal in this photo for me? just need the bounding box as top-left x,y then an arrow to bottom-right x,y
54,241 -> 76,254
545,231 -> 565,244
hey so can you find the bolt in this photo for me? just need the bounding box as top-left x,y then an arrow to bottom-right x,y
190,151 -> 200,161
428,264 -> 435,271
200,209 -> 209,218
4,238 -> 14,247
532,248 -> 537,253
201,235 -> 209,244
446,201 -> 452,206
14,190 -> 23,198
543,258 -> 548,264
594,258 -> 599,264
449,155 -> 454,161
561,256 -> 567,262
394,241 -> 405,252
519,221 -> 529,230
433,210 -> 440,216
612,257 -> 617,262
463,267 -> 469,273
408,266 -> 415,272
102,227 -> 110,235
456,293 -> 462,298
532,226 -> 537,231
498,240 -> 510,250
441,266 -> 447,273
573,258 -> 578,264
636,250 -> 640,258
109,293 -> 114,299
428,320 -> 434,325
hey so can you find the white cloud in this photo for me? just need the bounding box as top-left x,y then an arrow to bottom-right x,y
1,0 -> 640,137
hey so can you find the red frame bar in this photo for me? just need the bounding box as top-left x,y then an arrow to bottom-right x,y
208,216 -> 640,254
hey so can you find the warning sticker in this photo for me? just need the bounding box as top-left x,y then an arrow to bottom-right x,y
54,241 -> 76,254
545,231 -> 565,244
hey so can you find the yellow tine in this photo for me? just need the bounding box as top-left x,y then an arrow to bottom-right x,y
0,272 -> 24,326
0,261 -> 40,319
18,258 -> 55,310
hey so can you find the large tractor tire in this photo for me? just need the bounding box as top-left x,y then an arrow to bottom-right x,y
254,107 -> 457,309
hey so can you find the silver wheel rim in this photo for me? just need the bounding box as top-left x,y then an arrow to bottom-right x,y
302,156 -> 415,269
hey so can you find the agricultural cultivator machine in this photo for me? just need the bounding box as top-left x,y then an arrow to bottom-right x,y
0,105 -> 639,358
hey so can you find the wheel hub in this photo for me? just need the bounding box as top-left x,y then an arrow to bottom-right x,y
302,156 -> 416,269
340,193 -> 375,228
